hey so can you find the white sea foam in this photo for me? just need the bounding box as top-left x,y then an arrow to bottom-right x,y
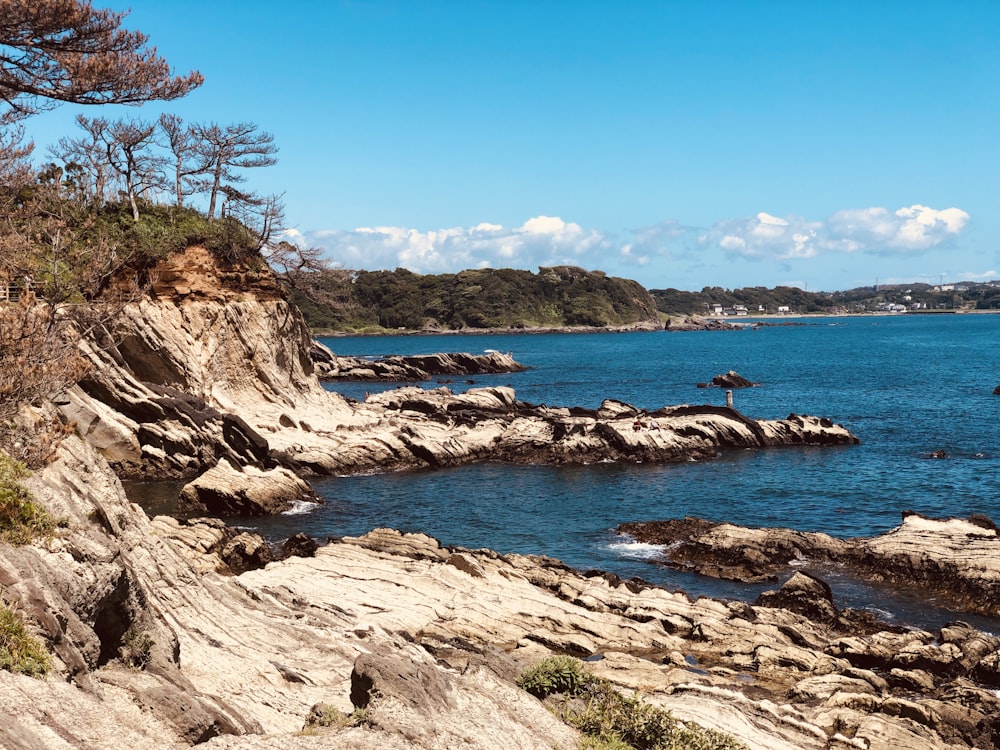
863,606 -> 895,621
606,540 -> 667,560
282,500 -> 321,516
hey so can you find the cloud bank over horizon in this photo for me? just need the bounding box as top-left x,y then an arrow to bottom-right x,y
284,203 -> 979,289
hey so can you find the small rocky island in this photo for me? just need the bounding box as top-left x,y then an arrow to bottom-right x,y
4,246 -> 998,750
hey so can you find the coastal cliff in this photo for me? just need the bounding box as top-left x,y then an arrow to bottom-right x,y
11,246 -> 1000,749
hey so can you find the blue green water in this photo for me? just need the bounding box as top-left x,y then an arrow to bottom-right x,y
244,315 -> 1000,628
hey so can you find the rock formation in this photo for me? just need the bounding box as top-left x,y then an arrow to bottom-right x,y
619,512 -> 1000,619
665,316 -> 745,331
310,343 -> 526,381
58,247 -> 857,486
178,458 -> 318,516
697,370 -> 760,388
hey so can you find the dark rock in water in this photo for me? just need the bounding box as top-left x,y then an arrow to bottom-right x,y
281,533 -> 319,559
220,531 -> 274,574
994,384 -> 1000,395
926,449 -> 949,459
697,370 -> 759,388
618,517 -> 718,546
756,571 -> 837,624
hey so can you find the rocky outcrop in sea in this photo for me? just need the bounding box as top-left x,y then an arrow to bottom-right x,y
619,512 -> 1000,619
309,342 -> 527,381
60,248 -> 857,487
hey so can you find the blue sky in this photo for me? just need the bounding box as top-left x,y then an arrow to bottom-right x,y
24,0 -> 1000,292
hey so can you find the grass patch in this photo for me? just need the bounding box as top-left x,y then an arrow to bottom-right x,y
120,627 -> 155,669
0,602 -> 50,677
517,656 -> 747,750
0,453 -> 55,545
300,703 -> 373,735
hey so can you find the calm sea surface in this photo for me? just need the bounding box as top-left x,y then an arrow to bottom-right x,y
145,314 -> 1000,630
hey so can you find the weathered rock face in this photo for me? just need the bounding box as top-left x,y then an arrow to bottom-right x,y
620,512 -> 1000,620
2,246 -> 908,748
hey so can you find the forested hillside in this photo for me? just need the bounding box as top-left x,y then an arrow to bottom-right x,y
285,266 -> 662,331
287,266 -> 1000,332
650,281 -> 1000,316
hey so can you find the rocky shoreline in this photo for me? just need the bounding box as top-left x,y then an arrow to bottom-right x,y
618,512 -> 1000,620
4,246 -> 998,749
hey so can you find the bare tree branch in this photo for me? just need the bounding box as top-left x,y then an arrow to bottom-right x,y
0,0 -> 203,122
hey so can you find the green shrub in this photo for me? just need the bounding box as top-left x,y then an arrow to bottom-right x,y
301,703 -> 373,735
516,656 -> 747,750
0,602 -> 50,677
516,655 -> 587,698
120,627 -> 155,669
0,453 -> 54,545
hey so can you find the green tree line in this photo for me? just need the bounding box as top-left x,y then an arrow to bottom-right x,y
286,265 -> 662,332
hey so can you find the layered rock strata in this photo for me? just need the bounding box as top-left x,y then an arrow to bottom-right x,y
5,444 -> 1000,749
0,246 -> 914,748
619,513 -> 1000,619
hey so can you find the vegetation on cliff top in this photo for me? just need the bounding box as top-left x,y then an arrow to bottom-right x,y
0,1 -> 306,458
286,265 -> 662,332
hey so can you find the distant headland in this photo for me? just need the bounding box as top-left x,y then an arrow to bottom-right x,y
284,267 -> 1000,334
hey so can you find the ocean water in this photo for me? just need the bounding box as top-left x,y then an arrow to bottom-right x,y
184,315 -> 1000,629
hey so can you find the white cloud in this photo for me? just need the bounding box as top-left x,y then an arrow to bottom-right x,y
284,203 -> 972,281
699,213 -> 821,259
292,216 -> 621,275
701,204 -> 969,260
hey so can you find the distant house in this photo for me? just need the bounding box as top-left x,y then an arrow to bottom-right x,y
709,303 -> 723,315
777,305 -> 790,314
